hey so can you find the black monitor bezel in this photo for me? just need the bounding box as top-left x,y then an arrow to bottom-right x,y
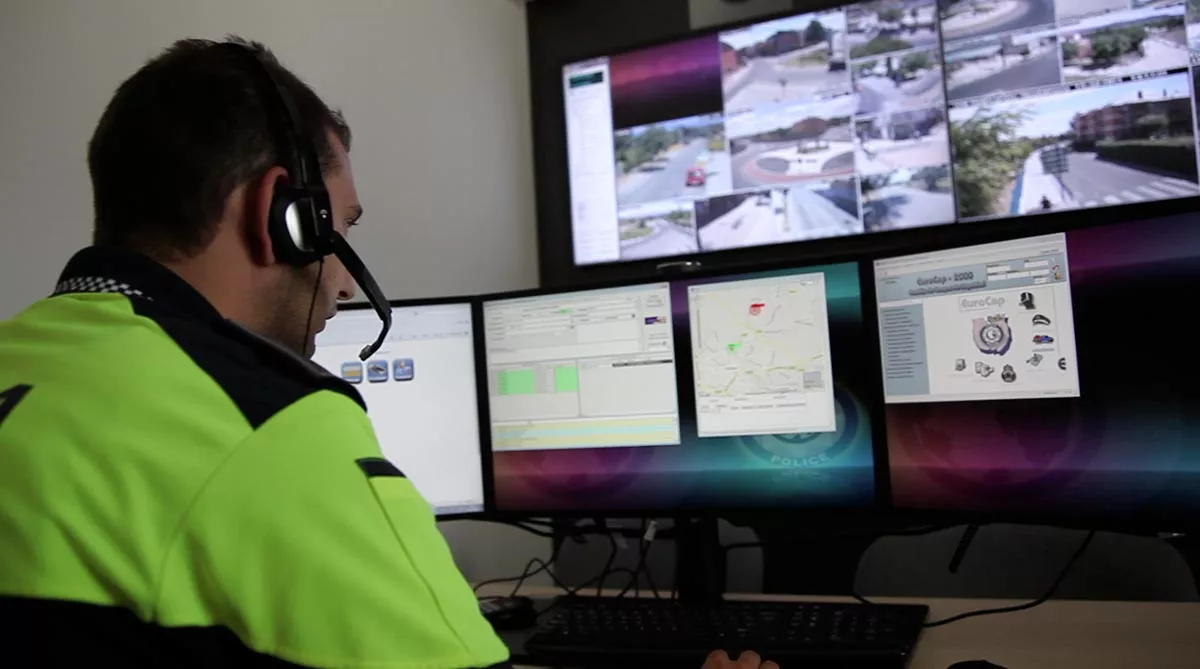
334,296 -> 494,521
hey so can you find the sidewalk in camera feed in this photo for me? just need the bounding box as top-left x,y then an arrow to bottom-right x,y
1013,149 -> 1074,214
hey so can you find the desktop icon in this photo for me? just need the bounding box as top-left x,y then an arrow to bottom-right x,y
367,359 -> 389,383
393,358 -> 415,382
341,362 -> 363,384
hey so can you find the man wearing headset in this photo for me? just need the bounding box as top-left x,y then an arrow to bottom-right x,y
0,37 -> 773,669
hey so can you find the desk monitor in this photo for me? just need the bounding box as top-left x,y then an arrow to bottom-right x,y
483,265 -> 877,514
313,301 -> 486,516
876,212 -> 1200,530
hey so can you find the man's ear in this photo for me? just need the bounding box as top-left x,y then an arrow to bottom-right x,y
244,166 -> 289,267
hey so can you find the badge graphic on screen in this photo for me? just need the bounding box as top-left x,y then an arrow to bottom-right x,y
973,314 -> 1012,355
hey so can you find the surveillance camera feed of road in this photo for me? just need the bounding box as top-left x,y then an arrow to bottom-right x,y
563,0 -> 1200,266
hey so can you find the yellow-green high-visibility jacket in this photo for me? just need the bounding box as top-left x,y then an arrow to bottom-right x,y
0,246 -> 509,669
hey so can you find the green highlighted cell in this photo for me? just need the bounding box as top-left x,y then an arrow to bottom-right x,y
727,342 -> 742,353
498,368 -> 536,395
554,365 -> 579,392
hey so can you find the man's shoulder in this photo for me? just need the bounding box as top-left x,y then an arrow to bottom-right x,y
3,292 -> 365,431
134,296 -> 366,429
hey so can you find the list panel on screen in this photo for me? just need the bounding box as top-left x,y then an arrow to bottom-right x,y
564,0 -> 1200,267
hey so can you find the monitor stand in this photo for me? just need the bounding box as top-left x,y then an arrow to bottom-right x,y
673,517 -> 727,605
753,520 -> 875,596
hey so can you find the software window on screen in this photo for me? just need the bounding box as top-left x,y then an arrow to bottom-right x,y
875,234 -> 1081,404
484,284 -> 680,452
312,305 -> 485,516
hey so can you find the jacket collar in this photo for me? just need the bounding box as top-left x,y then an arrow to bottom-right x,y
53,245 -> 367,411
53,246 -> 225,324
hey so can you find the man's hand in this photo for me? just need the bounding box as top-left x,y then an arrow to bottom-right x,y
704,650 -> 779,669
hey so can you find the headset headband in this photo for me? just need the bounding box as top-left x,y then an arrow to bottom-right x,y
222,43 -> 311,188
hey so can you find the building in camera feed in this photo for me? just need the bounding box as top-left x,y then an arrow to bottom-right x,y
1071,95 -> 1193,143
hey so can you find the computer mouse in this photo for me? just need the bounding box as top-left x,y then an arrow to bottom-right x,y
948,661 -> 1007,669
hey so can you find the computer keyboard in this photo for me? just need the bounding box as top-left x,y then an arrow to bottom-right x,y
523,596 -> 928,668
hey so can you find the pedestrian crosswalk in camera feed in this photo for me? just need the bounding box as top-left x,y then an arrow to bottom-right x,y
563,0 -> 1200,266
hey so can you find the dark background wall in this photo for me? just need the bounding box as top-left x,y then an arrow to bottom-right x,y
524,0 -> 1199,602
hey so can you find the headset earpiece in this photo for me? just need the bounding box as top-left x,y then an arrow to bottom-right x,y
267,181 -> 312,265
266,178 -> 335,266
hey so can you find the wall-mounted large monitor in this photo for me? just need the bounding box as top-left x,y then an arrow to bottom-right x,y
562,0 -> 1200,267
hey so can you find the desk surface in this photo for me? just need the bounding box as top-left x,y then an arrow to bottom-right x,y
487,587 -> 1200,669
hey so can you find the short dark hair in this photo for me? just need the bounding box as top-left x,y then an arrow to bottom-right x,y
88,36 -> 351,258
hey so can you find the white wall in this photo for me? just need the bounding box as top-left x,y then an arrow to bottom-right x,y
0,0 -> 547,580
